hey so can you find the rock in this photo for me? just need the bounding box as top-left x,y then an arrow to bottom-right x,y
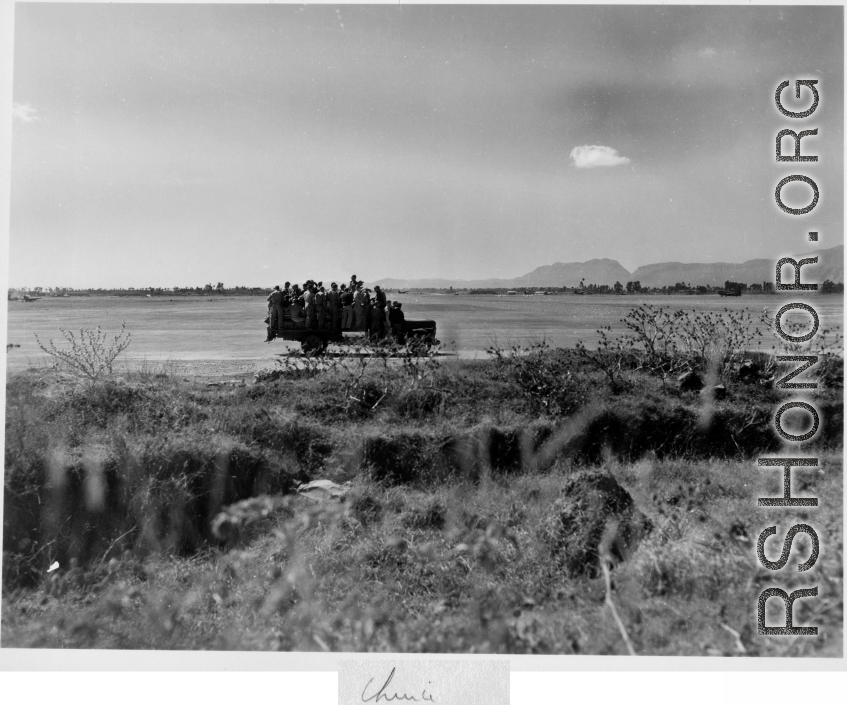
700,384 -> 727,400
542,470 -> 652,578
296,479 -> 350,502
678,370 -> 704,392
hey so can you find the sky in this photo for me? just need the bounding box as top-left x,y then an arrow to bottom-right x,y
8,4 -> 844,289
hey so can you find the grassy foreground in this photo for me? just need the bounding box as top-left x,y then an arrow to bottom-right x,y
2,343 -> 843,655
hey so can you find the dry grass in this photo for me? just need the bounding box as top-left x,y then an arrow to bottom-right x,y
2,456 -> 841,655
2,347 -> 842,655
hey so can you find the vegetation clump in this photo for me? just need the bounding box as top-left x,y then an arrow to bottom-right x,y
35,323 -> 131,384
541,471 -> 652,578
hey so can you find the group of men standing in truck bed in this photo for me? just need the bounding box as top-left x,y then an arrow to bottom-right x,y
265,275 -> 405,342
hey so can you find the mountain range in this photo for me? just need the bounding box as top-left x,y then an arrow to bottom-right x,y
373,245 -> 843,289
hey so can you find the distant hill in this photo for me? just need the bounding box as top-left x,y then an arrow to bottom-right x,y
510,258 -> 632,288
374,258 -> 632,289
373,245 -> 842,290
630,245 -> 843,288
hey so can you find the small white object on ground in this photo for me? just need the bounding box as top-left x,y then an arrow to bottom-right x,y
47,561 -> 59,573
296,479 -> 350,501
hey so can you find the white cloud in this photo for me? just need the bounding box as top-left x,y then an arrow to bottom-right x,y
13,102 -> 39,123
698,47 -> 717,59
570,145 -> 631,169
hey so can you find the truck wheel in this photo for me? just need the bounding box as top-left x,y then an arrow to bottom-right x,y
301,334 -> 324,354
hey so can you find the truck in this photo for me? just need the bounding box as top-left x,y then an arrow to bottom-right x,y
268,312 -> 439,353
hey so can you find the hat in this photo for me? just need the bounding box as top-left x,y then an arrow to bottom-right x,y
374,285 -> 381,290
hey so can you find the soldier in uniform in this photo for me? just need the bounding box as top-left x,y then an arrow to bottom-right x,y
389,300 -> 405,342
303,282 -> 316,329
265,285 -> 283,342
353,282 -> 365,331
373,285 -> 387,338
327,283 -> 341,330
363,288 -> 375,338
341,284 -> 354,330
315,285 -> 327,330
384,298 -> 392,334
290,289 -> 305,325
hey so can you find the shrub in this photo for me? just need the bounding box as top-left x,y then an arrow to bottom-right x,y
488,342 -> 593,413
574,306 -> 773,389
540,470 -> 652,578
348,378 -> 390,417
575,329 -> 638,392
45,378 -> 200,433
35,323 -> 131,384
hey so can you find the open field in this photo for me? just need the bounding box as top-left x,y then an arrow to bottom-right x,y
6,294 -> 844,370
2,312 -> 843,654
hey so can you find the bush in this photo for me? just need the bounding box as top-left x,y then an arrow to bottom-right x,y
35,323 -> 131,384
574,306 -> 773,389
488,342 -> 593,413
348,378 -> 390,417
540,470 -> 652,578
44,378 -> 204,433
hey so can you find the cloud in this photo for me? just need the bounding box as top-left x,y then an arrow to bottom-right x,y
13,102 -> 39,123
569,145 -> 631,169
698,47 -> 717,59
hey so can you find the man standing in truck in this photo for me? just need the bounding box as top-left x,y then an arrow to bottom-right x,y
341,284 -> 354,330
303,282 -> 316,329
372,285 -> 387,338
389,300 -> 405,342
353,282 -> 365,330
326,283 -> 340,330
265,285 -> 283,342
315,285 -> 327,330
267,285 -> 283,327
